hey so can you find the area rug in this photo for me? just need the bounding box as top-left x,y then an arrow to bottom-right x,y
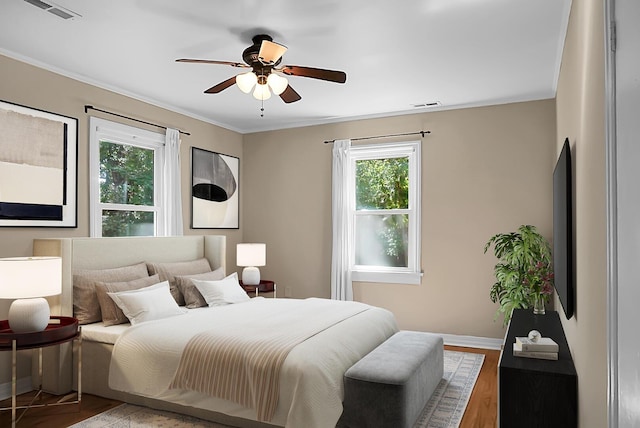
70,350 -> 484,428
415,350 -> 485,427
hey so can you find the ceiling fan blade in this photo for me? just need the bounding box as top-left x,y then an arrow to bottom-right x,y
279,85 -> 302,103
176,59 -> 250,68
204,76 -> 237,94
279,65 -> 347,84
258,40 -> 288,65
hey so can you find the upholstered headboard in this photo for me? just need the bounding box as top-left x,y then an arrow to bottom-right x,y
33,235 -> 226,317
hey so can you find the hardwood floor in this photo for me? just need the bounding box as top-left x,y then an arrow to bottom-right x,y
0,346 -> 499,428
0,392 -> 121,428
447,346 -> 500,428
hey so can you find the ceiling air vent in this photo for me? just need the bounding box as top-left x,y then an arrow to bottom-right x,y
24,0 -> 81,19
24,0 -> 52,9
412,101 -> 442,108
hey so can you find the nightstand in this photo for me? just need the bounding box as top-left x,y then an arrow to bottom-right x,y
0,316 -> 81,428
239,280 -> 276,298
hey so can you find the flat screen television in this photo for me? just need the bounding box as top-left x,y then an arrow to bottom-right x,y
553,138 -> 574,319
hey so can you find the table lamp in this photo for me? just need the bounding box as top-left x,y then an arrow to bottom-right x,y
236,243 -> 266,285
0,256 -> 62,333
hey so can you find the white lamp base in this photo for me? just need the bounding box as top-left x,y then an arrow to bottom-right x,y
242,266 -> 261,285
8,297 -> 51,333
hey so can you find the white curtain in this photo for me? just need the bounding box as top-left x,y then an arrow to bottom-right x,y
331,139 -> 353,301
163,128 -> 183,236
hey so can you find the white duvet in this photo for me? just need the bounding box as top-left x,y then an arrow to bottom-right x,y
109,297 -> 398,428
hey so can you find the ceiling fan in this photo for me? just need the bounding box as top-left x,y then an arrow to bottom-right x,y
176,34 -> 347,104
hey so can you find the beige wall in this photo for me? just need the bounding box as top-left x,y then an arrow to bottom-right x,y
243,100 -> 556,340
555,0 -> 607,426
0,54 -> 243,386
0,1 -> 611,418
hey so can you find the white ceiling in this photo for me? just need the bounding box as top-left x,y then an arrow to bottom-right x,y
0,0 -> 571,134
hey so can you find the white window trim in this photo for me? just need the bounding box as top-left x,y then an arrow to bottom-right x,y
349,141 -> 422,285
89,117 -> 165,237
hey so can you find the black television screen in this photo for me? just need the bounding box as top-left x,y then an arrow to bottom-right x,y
553,138 -> 574,319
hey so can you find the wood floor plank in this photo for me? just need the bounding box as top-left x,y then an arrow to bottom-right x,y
446,345 -> 500,428
0,392 -> 121,428
0,346 -> 499,427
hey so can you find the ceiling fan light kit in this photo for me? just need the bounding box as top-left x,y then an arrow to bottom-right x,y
176,33 -> 346,107
236,69 -> 288,99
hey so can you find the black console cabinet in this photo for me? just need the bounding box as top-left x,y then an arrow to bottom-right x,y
498,309 -> 577,428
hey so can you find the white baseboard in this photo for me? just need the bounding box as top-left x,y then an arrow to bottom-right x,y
0,376 -> 33,401
440,333 -> 503,350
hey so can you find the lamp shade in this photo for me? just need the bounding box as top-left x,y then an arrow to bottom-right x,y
236,243 -> 266,267
258,40 -> 288,65
253,83 -> 272,101
236,71 -> 257,93
0,257 -> 62,299
267,73 -> 289,95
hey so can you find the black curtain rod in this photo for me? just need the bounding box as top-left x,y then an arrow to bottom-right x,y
323,130 -> 430,144
84,105 -> 191,136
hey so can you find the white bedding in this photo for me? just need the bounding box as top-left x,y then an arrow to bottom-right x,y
109,297 -> 398,428
80,306 -> 213,344
81,322 -> 130,344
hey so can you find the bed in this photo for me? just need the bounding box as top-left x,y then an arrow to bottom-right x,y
33,236 -> 398,428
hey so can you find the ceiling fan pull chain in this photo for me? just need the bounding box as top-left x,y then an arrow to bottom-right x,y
260,97 -> 265,118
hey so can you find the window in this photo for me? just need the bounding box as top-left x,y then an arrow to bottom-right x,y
89,117 -> 164,237
349,141 -> 421,284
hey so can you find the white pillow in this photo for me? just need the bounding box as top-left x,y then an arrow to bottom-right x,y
107,281 -> 187,325
192,272 -> 250,307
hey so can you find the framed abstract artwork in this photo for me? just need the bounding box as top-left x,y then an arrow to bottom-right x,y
191,147 -> 239,229
0,100 -> 78,227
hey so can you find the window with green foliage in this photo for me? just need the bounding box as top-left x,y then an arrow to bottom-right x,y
349,142 -> 421,284
90,117 -> 164,237
355,157 -> 409,267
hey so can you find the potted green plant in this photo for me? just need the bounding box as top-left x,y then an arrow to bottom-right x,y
484,225 -> 554,325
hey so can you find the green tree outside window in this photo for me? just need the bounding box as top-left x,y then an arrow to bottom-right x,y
99,141 -> 155,237
355,157 -> 410,267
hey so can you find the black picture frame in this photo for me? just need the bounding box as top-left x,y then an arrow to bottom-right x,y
0,100 -> 78,227
190,146 -> 239,229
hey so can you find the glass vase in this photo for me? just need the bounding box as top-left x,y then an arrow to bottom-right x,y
533,294 -> 546,315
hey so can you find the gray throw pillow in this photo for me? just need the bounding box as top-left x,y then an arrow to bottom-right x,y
73,262 -> 149,324
175,267 -> 226,309
95,274 -> 161,326
146,258 -> 212,306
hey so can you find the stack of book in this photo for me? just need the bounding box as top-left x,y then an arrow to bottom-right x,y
512,336 -> 559,360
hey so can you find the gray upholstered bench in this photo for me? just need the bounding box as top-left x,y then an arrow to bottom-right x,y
339,330 -> 444,428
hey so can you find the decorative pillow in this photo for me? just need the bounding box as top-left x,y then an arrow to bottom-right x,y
146,258 -> 212,306
175,267 -> 226,309
73,262 -> 149,324
192,272 -> 251,307
95,274 -> 160,326
107,281 -> 187,325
